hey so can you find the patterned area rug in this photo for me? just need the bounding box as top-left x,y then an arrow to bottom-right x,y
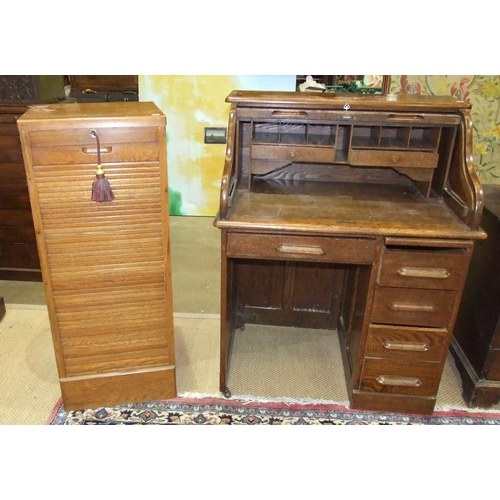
47,397 -> 500,425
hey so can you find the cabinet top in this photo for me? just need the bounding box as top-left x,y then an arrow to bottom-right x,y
17,101 -> 165,126
226,90 -> 470,112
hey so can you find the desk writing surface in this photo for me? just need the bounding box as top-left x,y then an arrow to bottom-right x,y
216,181 -> 485,240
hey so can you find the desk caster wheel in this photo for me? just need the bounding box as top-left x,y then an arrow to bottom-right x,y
224,388 -> 231,398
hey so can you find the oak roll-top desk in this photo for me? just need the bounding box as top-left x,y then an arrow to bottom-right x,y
214,90 -> 485,415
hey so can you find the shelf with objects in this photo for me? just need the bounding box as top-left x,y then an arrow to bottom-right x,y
295,75 -> 391,94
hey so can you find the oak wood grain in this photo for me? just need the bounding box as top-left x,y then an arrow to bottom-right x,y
17,102 -> 176,410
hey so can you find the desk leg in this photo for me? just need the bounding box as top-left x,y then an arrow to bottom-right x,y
0,297 -> 5,321
220,231 -> 236,398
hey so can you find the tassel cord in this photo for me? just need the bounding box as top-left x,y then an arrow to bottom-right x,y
90,129 -> 101,166
90,129 -> 114,202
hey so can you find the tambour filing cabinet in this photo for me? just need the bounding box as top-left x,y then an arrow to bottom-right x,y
17,101 -> 176,410
215,91 -> 485,415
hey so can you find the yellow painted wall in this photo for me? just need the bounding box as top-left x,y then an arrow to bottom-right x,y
139,75 -> 295,216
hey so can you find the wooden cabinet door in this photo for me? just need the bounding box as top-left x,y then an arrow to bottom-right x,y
18,102 -> 176,411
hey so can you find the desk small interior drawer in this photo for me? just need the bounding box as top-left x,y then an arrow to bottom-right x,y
28,126 -> 160,166
371,286 -> 457,328
251,144 -> 335,165
360,358 -> 442,396
365,324 -> 448,362
349,149 -> 438,169
226,232 -> 378,264
379,249 -> 470,290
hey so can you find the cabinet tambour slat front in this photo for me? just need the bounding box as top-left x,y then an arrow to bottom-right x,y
17,102 -> 176,411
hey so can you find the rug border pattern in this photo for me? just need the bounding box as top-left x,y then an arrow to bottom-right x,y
47,397 -> 500,425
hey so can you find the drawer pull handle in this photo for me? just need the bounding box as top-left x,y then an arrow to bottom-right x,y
389,302 -> 437,313
272,110 -> 308,118
387,114 -> 425,121
82,146 -> 113,154
397,267 -> 451,279
376,375 -> 423,387
382,341 -> 430,352
276,244 -> 326,256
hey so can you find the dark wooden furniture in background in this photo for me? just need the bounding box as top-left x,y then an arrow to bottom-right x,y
17,101 -> 176,411
0,296 -> 5,321
69,75 -> 138,92
0,76 -> 66,281
215,90 -> 485,415
451,184 -> 500,408
0,76 -> 65,104
0,104 -> 41,281
69,75 -> 139,102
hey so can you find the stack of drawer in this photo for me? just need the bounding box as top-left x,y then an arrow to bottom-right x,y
358,240 -> 472,411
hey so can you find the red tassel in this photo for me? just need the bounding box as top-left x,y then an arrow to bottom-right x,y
90,129 -> 114,202
92,171 -> 114,202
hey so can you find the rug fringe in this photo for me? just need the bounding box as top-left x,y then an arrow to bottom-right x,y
436,403 -> 500,415
178,391 -> 349,406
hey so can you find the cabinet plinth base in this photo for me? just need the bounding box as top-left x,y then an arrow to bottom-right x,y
60,366 -> 177,412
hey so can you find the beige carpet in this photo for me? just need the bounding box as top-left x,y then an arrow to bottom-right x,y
2,306 -> 499,425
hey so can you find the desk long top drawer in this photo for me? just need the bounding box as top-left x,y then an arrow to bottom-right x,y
226,232 -> 378,264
